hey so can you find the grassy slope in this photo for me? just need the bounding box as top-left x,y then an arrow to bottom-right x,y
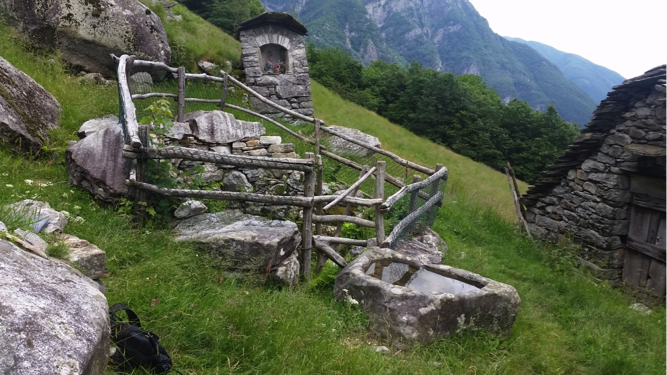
0,7 -> 664,375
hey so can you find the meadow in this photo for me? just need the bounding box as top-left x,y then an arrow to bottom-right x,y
0,6 -> 664,374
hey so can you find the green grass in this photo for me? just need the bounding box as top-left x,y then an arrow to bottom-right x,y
0,9 -> 664,375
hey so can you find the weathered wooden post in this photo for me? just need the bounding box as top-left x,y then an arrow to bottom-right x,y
302,152 -> 316,282
409,175 -> 422,214
177,66 -> 186,122
426,164 -> 443,225
375,161 -> 386,244
220,72 -> 228,110
134,125 -> 150,224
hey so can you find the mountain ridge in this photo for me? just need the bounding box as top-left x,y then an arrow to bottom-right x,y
261,0 -> 598,125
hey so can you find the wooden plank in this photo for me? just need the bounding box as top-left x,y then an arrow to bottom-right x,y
381,166 -> 448,211
656,215 -> 666,248
375,161 -> 386,244
312,195 -> 381,207
314,153 -> 325,274
646,210 -> 664,244
629,205 -> 653,241
646,259 -> 666,296
312,215 -> 375,228
323,167 -> 376,211
132,93 -> 177,100
630,175 -> 665,198
313,236 -> 367,246
313,240 -> 348,268
127,180 -> 314,207
623,249 -> 651,287
633,193 -> 666,211
627,238 -> 666,262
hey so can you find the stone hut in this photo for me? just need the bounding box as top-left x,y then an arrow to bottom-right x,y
520,65 -> 666,299
237,12 -> 314,123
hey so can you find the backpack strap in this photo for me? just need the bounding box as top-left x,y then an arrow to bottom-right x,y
110,303 -> 142,328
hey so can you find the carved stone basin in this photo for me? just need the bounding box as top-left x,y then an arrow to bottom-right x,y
334,247 -> 520,346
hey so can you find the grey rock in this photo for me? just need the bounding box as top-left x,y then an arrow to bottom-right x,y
273,252 -> 299,287
374,346 -> 391,355
260,136 -> 282,145
95,280 -> 107,294
174,200 -> 208,219
174,211 -> 302,271
61,234 -> 109,279
0,239 -> 109,375
198,60 -> 220,76
629,303 -> 653,316
334,248 -> 520,346
271,152 -> 299,159
268,143 -> 295,153
223,171 -> 253,192
130,72 -> 153,94
78,72 -> 111,85
4,200 -> 67,234
66,124 -> 130,203
326,126 -> 381,157
77,114 -> 118,139
210,145 -> 231,154
247,148 -> 269,156
1,0 -> 171,77
0,56 -> 61,153
13,228 -> 48,254
166,121 -> 193,140
183,111 -> 265,144
0,221 -> 6,232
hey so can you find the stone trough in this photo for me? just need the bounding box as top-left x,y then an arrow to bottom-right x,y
334,247 -> 520,346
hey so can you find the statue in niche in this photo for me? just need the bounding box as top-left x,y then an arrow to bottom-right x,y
263,49 -> 287,75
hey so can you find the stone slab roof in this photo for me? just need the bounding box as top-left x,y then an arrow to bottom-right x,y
520,65 -> 666,207
238,12 -> 308,37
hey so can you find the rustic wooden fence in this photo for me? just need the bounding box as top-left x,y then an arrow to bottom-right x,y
114,54 -> 448,281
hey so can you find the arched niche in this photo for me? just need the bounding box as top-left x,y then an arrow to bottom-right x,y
260,44 -> 290,75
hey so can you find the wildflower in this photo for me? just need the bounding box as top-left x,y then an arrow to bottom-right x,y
62,193 -> 68,198
72,216 -> 85,224
5,184 -> 13,188
24,179 -> 33,185
73,205 -> 81,211
245,291 -> 249,295
60,210 -> 71,219
1,173 -> 8,176
151,298 -> 159,307
190,304 -> 197,308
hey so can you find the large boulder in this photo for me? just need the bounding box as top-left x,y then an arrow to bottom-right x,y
182,110 -> 265,144
0,0 -> 171,77
0,239 -> 109,374
325,125 -> 381,157
174,210 -> 301,271
0,56 -> 61,153
335,247 -> 520,346
66,123 -> 131,203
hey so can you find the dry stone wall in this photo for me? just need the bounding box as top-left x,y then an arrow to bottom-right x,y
521,65 -> 666,282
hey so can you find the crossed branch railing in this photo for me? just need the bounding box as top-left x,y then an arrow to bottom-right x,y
114,54 -> 448,281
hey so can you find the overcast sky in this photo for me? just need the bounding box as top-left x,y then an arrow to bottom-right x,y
467,0 -> 667,79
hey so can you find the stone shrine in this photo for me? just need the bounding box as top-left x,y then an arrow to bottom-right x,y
237,12 -> 314,123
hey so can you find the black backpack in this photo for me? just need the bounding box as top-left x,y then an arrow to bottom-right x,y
109,303 -> 176,374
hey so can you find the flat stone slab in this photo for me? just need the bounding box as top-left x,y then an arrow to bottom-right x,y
334,247 -> 520,346
174,210 -> 301,271
182,110 -> 265,144
4,199 -> 67,234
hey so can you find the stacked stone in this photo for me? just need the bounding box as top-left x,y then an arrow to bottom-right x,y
239,23 -> 314,123
231,136 -> 298,159
520,65 -> 666,282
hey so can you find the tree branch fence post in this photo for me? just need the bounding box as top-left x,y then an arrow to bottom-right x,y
426,163 -> 443,225
134,125 -> 150,224
220,72 -> 228,111
375,161 -> 386,244
302,152 -> 316,282
177,67 -> 186,122
409,175 -> 422,214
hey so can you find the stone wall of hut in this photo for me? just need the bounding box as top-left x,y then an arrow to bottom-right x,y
521,68 -> 666,283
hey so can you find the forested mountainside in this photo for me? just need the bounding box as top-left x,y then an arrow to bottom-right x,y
506,37 -> 626,104
260,0 -> 598,126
